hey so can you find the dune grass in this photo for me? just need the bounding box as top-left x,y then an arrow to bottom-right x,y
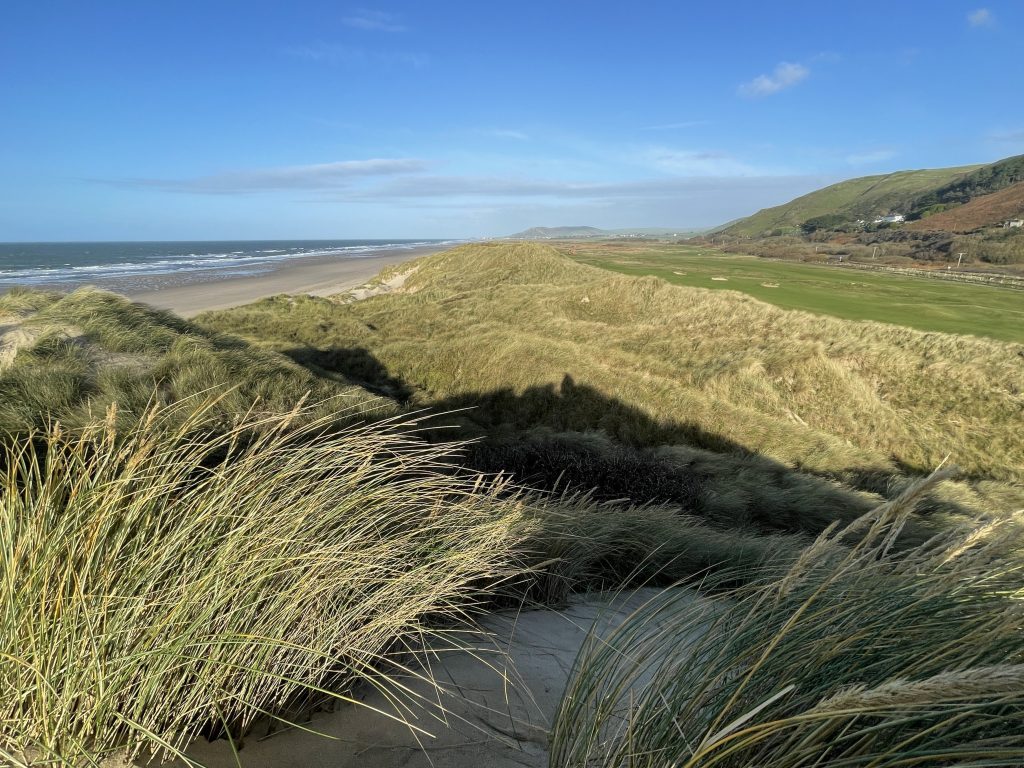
515,490 -> 799,606
0,387 -> 808,766
3,244 -> 1022,765
550,468 -> 1024,767
198,242 -> 1024,530
0,287 -> 393,434
0,400 -> 527,766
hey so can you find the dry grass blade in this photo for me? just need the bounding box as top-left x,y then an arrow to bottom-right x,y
0,398 -> 526,766
550,467 -> 1024,767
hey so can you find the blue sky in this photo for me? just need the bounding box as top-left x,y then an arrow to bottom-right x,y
1,1 -> 1021,240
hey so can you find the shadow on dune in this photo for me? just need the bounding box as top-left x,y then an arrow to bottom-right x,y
280,346 -> 974,544
282,345 -> 415,402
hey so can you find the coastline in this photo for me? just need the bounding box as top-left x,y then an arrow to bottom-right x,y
7,244 -> 448,318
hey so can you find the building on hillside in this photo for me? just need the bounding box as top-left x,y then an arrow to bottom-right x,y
1004,218 -> 1024,228
873,213 -> 906,224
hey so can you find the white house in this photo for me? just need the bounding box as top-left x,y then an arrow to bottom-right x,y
873,213 -> 906,224
1005,218 -> 1023,228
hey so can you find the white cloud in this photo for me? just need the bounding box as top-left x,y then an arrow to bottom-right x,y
967,8 -> 993,26
102,159 -> 428,194
341,9 -> 406,32
738,62 -> 809,98
845,149 -> 897,166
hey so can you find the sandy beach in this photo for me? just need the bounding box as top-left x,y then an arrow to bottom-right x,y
124,244 -> 447,317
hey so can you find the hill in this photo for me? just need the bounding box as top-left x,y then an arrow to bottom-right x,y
507,226 -> 607,239
723,166 -> 979,236
911,153 -> 1024,212
723,154 -> 1024,237
0,286 -> 393,432
906,181 -> 1024,232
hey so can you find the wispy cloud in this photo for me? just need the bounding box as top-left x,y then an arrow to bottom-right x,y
341,9 -> 406,32
334,173 -> 827,202
967,8 -> 994,26
287,43 -> 428,68
486,129 -> 530,140
989,128 -> 1024,144
641,120 -> 710,131
641,147 -> 757,176
738,62 -> 809,98
99,159 -> 428,194
845,149 -> 897,166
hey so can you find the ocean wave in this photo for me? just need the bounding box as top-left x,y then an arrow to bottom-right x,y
0,241 -> 453,285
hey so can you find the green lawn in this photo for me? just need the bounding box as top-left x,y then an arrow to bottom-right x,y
565,244 -> 1024,344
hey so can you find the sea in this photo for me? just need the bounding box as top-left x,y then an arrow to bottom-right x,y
0,239 -> 452,292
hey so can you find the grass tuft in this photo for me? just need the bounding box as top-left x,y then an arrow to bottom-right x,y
0,399 -> 525,766
550,467 -> 1024,767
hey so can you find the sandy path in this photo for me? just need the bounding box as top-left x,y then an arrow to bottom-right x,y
171,588 -> 703,768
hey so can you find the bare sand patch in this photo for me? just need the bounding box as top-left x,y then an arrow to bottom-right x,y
172,588 -> 704,768
0,323 -> 38,371
347,265 -> 420,302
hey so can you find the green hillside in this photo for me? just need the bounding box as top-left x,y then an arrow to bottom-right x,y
507,225 -> 606,238
725,165 -> 979,236
724,154 -> 1024,237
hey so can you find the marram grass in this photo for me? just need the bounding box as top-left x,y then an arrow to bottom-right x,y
550,468 -> 1024,767
0,399 -> 525,766
0,287 -> 394,435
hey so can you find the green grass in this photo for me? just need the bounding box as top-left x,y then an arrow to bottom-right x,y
565,243 -> 1024,343
0,397 -> 804,766
0,287 -> 395,433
